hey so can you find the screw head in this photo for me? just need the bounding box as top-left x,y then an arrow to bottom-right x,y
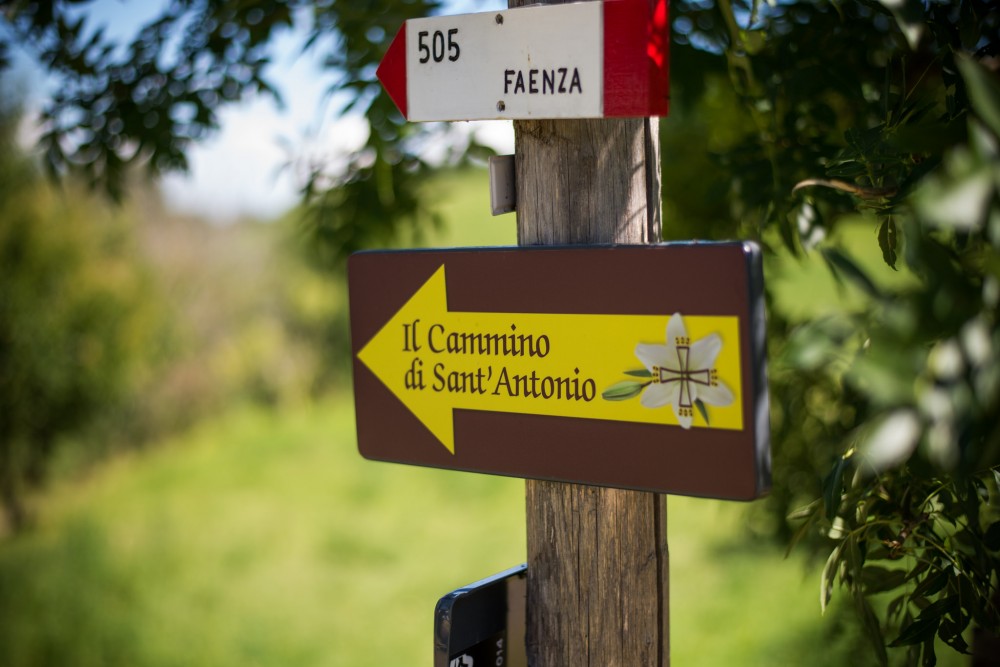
496,100 -> 506,112
495,13 -> 503,24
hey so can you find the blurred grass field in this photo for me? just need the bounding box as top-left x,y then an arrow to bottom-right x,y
0,168 -> 958,666
1,398 -> 871,667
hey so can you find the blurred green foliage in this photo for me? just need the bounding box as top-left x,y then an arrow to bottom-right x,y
663,1 -> 1000,663
0,94 -> 358,532
0,99 -> 165,531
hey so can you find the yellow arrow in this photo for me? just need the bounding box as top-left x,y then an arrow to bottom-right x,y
357,266 -> 744,454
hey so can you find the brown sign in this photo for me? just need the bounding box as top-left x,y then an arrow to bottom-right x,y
348,243 -> 770,500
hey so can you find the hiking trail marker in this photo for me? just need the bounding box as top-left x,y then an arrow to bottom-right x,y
348,243 -> 770,501
375,0 -> 669,121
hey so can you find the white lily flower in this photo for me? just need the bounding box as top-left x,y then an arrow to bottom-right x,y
634,313 -> 734,429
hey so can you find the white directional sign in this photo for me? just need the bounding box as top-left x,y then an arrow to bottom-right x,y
376,0 -> 670,122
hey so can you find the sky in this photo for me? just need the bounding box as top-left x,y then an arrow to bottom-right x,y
11,0 -> 515,223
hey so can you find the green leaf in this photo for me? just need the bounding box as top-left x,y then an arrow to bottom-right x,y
911,569 -> 949,600
958,577 -> 990,627
905,559 -> 930,582
877,217 -> 897,270
778,202 -> 800,256
601,381 -> 646,401
694,399 -> 709,425
921,595 -> 960,619
854,587 -> 889,667
623,369 -> 653,378
922,638 -> 937,666
861,566 -> 908,594
956,54 -> 1000,139
822,455 -> 848,522
939,618 -> 970,654
785,503 -> 820,558
984,520 -> 1000,551
891,615 -> 940,647
787,500 -> 821,522
898,596 -> 963,651
820,247 -> 883,299
845,534 -> 865,581
821,543 -> 843,615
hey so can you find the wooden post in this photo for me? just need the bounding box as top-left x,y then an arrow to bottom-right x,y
510,2 -> 669,665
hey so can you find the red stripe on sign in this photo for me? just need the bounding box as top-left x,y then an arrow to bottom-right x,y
603,0 -> 670,117
377,23 -> 408,119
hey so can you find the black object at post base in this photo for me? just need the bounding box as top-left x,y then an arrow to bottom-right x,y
434,565 -> 527,667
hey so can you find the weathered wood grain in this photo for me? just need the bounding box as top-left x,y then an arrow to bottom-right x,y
509,1 -> 669,665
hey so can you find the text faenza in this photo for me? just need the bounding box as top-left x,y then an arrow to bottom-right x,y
503,67 -> 582,95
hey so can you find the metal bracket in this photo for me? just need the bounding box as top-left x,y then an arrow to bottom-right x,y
489,155 -> 516,216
